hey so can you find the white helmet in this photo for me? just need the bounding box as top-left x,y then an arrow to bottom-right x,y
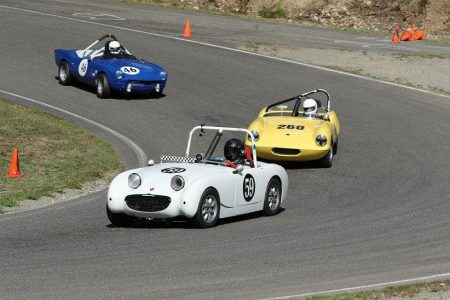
109,41 -> 121,54
303,98 -> 317,117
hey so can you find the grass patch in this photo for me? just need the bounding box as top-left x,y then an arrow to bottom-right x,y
393,52 -> 447,60
321,65 -> 364,75
0,99 -> 123,208
245,41 -> 262,51
306,279 -> 449,299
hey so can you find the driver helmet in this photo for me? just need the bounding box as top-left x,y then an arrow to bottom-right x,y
224,138 -> 245,163
303,98 -> 317,117
109,41 -> 121,55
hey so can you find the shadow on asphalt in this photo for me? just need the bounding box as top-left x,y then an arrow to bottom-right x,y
106,208 -> 286,229
54,76 -> 166,100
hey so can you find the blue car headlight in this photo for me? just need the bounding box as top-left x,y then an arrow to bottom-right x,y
128,173 -> 141,189
160,71 -> 167,78
115,70 -> 123,79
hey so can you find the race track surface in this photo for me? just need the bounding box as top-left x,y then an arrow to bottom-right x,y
0,1 -> 449,299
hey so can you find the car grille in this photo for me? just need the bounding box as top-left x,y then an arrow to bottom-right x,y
125,194 -> 171,212
128,80 -> 162,87
272,148 -> 301,155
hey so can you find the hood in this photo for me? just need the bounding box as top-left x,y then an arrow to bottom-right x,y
119,162 -> 232,195
246,115 -> 332,149
107,59 -> 166,79
259,116 -> 325,138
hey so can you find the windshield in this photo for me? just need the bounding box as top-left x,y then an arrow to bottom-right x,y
185,126 -> 257,167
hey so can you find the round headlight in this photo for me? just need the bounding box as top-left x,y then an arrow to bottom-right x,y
315,134 -> 327,146
160,71 -> 167,77
128,173 -> 141,189
171,175 -> 185,191
115,70 -> 123,79
248,130 -> 259,142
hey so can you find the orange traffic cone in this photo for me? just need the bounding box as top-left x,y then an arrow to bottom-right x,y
7,148 -> 21,177
182,19 -> 192,38
392,27 -> 400,43
401,30 -> 412,41
410,23 -> 416,41
414,30 -> 425,40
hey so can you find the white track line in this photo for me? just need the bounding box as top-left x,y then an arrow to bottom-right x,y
0,89 -> 147,166
1,5 -> 450,296
1,4 -> 450,100
262,273 -> 450,299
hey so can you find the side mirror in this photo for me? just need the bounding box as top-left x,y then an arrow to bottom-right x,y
147,159 -> 155,166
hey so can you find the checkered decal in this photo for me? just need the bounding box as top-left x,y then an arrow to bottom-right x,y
160,155 -> 195,163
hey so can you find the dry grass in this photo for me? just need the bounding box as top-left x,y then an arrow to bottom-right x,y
0,99 -> 123,208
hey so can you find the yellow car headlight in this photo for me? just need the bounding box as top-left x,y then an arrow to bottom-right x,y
315,134 -> 327,146
248,130 -> 260,142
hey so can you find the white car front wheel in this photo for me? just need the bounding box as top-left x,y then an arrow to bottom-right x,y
107,205 -> 135,227
193,188 -> 220,228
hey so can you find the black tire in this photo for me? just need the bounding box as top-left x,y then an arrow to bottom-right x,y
318,148 -> 333,168
58,61 -> 71,85
193,188 -> 220,228
263,178 -> 282,216
333,139 -> 338,155
106,205 -> 135,227
96,73 -> 111,98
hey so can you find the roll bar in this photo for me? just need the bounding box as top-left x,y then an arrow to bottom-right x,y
186,125 -> 258,167
265,89 -> 331,115
81,34 -> 118,57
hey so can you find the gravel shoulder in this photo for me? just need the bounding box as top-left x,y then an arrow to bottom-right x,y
240,43 -> 450,96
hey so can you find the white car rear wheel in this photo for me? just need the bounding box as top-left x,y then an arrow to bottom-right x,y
263,178 -> 281,216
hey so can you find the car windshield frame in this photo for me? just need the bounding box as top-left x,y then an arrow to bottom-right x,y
186,125 -> 258,167
265,89 -> 331,116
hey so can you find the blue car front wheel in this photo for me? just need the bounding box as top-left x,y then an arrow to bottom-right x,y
96,74 -> 111,99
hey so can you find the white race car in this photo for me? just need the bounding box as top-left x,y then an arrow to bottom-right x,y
107,125 -> 289,228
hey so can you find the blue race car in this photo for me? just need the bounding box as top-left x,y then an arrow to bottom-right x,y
54,34 -> 168,98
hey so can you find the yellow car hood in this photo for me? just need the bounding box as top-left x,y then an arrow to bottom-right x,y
256,116 -> 328,143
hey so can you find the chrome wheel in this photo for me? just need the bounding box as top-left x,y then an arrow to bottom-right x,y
97,78 -> 104,95
194,188 -> 220,228
201,195 -> 218,223
58,61 -> 71,85
59,67 -> 67,82
267,185 -> 280,210
96,74 -> 110,98
263,178 -> 282,216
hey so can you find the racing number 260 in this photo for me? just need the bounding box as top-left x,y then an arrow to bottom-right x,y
277,124 -> 304,130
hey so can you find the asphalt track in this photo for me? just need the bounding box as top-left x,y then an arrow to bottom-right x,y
0,1 -> 449,299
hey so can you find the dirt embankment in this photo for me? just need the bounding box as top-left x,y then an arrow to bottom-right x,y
136,0 -> 450,40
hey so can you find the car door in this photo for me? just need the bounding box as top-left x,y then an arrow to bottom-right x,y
234,165 -> 265,215
77,57 -> 105,86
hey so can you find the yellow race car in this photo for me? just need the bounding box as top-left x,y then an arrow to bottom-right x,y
246,89 -> 340,167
